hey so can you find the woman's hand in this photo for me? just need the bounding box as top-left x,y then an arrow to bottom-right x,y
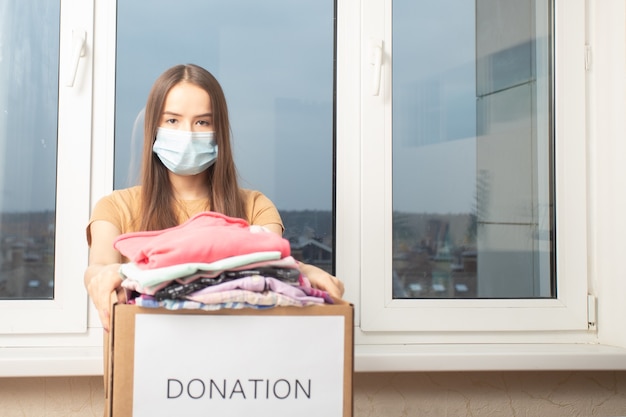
84,263 -> 124,332
298,262 -> 345,299
261,224 -> 345,299
85,220 -> 125,331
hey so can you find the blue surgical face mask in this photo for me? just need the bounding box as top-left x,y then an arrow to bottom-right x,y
153,127 -> 218,176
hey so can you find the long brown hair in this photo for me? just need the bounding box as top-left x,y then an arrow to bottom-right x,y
139,64 -> 246,231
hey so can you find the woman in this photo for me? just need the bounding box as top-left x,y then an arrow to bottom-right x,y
85,64 -> 344,331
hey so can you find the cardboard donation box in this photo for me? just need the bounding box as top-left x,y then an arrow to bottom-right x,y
104,301 -> 354,417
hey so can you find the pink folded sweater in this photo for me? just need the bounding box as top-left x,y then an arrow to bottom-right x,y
113,211 -> 291,270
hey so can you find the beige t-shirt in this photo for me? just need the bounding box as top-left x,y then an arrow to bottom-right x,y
86,186 -> 283,246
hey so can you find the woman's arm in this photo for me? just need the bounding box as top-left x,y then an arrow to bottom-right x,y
84,220 -> 124,331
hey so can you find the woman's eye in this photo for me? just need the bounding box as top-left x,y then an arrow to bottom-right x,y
197,120 -> 211,127
165,118 -> 177,124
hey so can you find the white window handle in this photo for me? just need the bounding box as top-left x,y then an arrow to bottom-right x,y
66,29 -> 86,87
370,39 -> 383,96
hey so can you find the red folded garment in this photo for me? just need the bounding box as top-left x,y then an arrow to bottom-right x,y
113,211 -> 291,269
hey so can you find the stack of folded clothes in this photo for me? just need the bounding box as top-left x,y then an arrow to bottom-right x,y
113,211 -> 333,310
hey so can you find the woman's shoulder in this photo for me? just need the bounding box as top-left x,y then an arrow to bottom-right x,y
240,188 -> 273,205
240,188 -> 283,228
92,185 -> 142,217
240,187 -> 262,198
90,186 -> 143,233
102,186 -> 142,204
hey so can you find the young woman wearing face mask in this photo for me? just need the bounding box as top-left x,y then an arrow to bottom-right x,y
84,64 -> 345,331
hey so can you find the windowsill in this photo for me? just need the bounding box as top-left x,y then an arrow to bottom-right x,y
354,343 -> 626,372
0,346 -> 103,377
2,343 -> 626,377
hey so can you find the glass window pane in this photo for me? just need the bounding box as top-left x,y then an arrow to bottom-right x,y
114,0 -> 335,273
392,0 -> 553,299
0,1 -> 60,300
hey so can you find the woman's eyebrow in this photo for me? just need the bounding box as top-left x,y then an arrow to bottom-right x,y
161,111 -> 213,119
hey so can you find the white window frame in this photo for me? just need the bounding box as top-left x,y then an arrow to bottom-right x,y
0,0 -> 93,336
358,0 -> 588,334
336,0 -> 626,370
